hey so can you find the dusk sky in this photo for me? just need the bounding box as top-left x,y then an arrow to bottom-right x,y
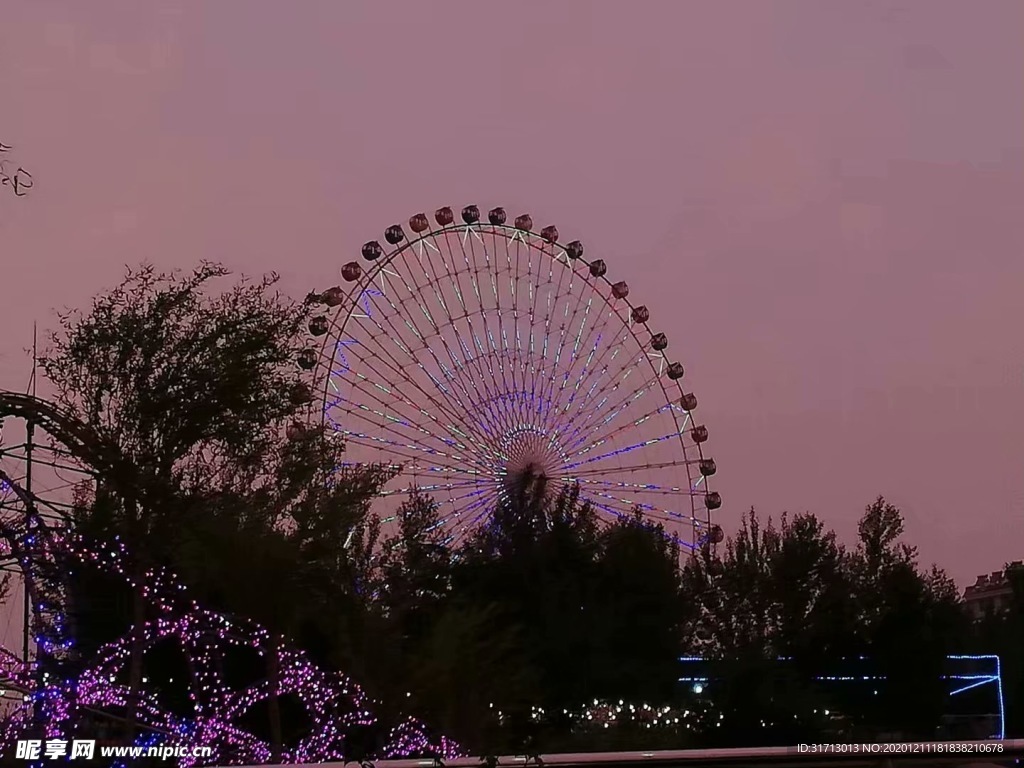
1,1 -> 1022,586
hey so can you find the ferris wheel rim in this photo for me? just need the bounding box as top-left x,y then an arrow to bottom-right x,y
304,207 -> 719,545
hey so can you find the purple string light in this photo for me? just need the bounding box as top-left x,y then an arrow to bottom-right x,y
0,521 -> 462,766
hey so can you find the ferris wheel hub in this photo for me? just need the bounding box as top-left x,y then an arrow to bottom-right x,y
499,425 -> 564,497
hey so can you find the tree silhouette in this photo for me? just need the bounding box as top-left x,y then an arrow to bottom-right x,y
0,140 -> 32,197
418,479 -> 688,753
679,498 -> 966,744
846,498 -> 966,739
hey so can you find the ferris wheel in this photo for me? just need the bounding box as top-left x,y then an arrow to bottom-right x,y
301,205 -> 722,550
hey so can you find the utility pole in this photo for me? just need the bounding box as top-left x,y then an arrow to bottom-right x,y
21,322 -> 37,663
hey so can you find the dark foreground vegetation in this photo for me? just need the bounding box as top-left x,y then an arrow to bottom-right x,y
3,265 -> 1020,759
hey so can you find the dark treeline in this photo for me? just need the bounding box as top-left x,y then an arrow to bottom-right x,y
15,264 -> 1021,758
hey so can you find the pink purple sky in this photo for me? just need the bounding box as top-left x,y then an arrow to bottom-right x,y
1,1 -> 1022,586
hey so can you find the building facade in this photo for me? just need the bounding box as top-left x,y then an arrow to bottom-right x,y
963,562 -> 1022,621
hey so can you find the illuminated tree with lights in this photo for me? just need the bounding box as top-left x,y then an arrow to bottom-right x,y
38,263 -> 391,758
0,447 -> 461,764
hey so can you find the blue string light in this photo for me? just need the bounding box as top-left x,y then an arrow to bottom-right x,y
678,654 -> 1005,738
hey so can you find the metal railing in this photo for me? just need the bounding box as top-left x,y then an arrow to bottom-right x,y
224,740 -> 1024,768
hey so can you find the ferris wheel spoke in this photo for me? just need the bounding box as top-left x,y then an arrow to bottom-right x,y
466,386 -> 545,446
487,232 -> 501,308
327,394 -> 499,471
468,325 -> 524,438
435,486 -> 499,527
535,263 -> 591,432
423,333 -> 515,440
554,308 -> 638,412
548,290 -> 677,451
567,400 -> 690,462
348,270 -> 448,376
556,346 -> 663,450
423,331 -> 509,443
326,291 -> 467,429
425,234 -> 524,438
588,496 -> 699,528
568,297 -> 603,364
459,229 -> 527,427
479,232 -> 533,428
588,501 -> 700,552
530,288 -> 565,420
379,477 -> 494,497
395,240 -> 514,440
487,231 -> 503,348
569,458 -> 699,476
329,333 -> 497,454
446,326 -> 510,435
359,290 -> 483,417
508,233 -> 523,385
543,319 -> 605,434
443,232 -> 520,434
563,431 -> 686,471
503,232 -> 554,429
327,362 -> 475,452
442,485 -> 498,511
583,489 -> 657,516
347,288 -> 505,447
503,233 -> 530,422
445,494 -> 499,547
520,236 -> 545,412
328,420 -> 497,476
548,309 -> 626,428
432,328 -> 519,440
564,475 -> 701,497
560,376 -> 646,453
434,230 -> 472,315
555,283 -> 626,381
436,325 -> 544,444
551,345 -> 630,445
561,377 -> 662,454
348,381 -> 483,458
